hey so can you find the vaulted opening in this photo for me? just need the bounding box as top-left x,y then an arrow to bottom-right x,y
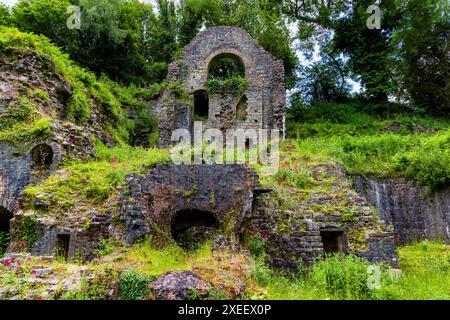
171,209 -> 219,251
320,230 -> 346,254
193,90 -> 209,120
208,53 -> 245,80
236,95 -> 248,121
31,144 -> 53,171
55,234 -> 70,260
0,206 -> 13,256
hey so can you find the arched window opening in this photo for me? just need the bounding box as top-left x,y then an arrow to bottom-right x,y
193,90 -> 209,120
236,95 -> 248,121
171,209 -> 219,251
208,53 -> 245,80
31,144 -> 53,171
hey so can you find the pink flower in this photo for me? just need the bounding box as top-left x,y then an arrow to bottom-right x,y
36,296 -> 44,300
208,179 -> 215,185
31,269 -> 37,276
22,240 -> 27,246
3,260 -> 9,267
111,157 -> 117,164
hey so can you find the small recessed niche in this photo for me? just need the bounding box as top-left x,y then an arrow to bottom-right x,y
193,90 -> 209,120
31,144 -> 53,171
320,230 -> 346,253
236,95 -> 248,121
56,234 -> 70,260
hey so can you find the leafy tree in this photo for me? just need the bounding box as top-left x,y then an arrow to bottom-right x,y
12,0 -> 73,48
393,0 -> 449,116
0,3 -> 11,26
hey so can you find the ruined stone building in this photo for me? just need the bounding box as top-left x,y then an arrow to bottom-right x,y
1,27 -> 448,270
155,26 -> 286,147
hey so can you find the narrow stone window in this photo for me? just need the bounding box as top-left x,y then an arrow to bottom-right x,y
193,90 -> 209,120
320,230 -> 345,253
236,95 -> 248,121
56,234 -> 70,260
31,144 -> 53,171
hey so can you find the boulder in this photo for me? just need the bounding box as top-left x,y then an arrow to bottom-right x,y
150,271 -> 210,300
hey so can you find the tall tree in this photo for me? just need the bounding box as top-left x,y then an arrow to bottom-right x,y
393,0 -> 449,115
0,3 -> 11,26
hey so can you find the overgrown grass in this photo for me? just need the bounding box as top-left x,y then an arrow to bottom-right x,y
289,103 -> 450,189
261,242 -> 450,300
0,27 -> 158,144
23,144 -> 171,214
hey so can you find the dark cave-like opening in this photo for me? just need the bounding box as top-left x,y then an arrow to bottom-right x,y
193,90 -> 209,120
0,206 -> 13,255
320,230 -> 346,254
171,209 -> 219,250
0,206 -> 13,233
31,144 -> 53,171
56,234 -> 70,260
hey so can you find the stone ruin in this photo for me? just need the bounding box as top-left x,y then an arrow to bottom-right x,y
1,26 -> 447,270
154,26 -> 286,147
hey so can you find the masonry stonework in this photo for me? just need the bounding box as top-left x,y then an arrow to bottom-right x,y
156,26 -> 286,147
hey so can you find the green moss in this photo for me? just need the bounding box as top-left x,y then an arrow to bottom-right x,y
23,144 -> 171,216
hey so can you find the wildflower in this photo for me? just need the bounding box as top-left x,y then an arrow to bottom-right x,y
36,296 -> 44,300
3,260 -> 9,267
31,269 -> 37,276
22,240 -> 27,247
111,157 -> 117,164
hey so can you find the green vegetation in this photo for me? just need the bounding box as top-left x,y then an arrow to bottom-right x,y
23,144 -> 171,216
16,216 -> 39,251
0,26 -> 158,144
119,269 -> 155,300
0,231 -> 10,257
289,103 -> 450,189
205,77 -> 248,96
262,242 -> 450,300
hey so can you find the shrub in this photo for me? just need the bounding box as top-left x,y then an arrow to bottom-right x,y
310,254 -> 376,300
0,231 -> 10,256
119,269 -> 155,300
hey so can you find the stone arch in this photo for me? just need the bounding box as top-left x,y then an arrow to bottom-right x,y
208,53 -> 246,80
31,143 -> 54,171
171,209 -> 219,249
199,48 -> 254,88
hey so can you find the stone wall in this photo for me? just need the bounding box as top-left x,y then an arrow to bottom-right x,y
241,164 -> 398,270
355,177 -> 450,244
157,27 -> 286,147
0,140 -> 61,213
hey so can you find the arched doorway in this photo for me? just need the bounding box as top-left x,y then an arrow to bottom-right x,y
0,206 -> 13,256
31,144 -> 53,172
171,209 -> 219,251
